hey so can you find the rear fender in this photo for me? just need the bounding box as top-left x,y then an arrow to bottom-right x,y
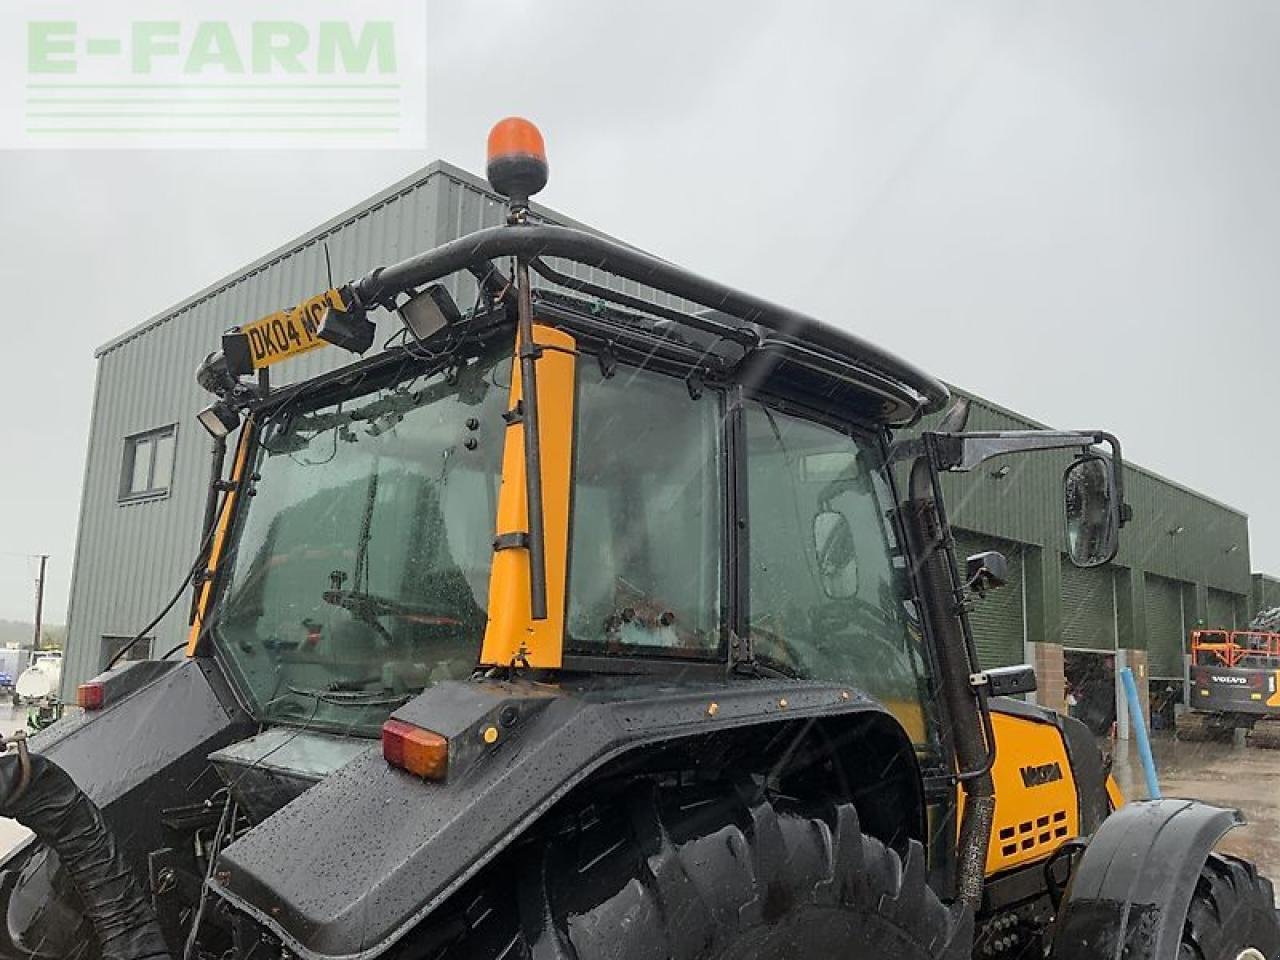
211,678 -> 921,960
1047,798 -> 1243,960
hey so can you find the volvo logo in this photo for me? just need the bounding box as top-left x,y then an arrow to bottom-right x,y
1020,762 -> 1064,788
1211,675 -> 1249,685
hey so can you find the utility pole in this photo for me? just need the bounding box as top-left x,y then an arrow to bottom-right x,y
31,555 -> 48,651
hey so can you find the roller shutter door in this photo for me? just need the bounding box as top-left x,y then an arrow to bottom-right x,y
1207,588 -> 1237,630
954,532 -> 1023,669
1061,559 -> 1115,651
1145,575 -> 1185,680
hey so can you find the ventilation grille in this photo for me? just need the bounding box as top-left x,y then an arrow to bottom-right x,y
997,810 -> 1068,858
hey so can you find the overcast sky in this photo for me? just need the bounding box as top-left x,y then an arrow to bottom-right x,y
1,0 -> 1278,623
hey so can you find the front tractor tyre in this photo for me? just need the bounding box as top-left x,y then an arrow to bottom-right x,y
432,785 -> 973,959
1179,854 -> 1280,960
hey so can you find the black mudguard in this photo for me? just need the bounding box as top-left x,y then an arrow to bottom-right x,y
1047,798 -> 1244,960
211,677 -> 920,960
0,659 -> 253,958
19,660 -> 253,866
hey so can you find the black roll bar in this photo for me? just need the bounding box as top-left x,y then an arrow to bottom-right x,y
349,223 -> 950,413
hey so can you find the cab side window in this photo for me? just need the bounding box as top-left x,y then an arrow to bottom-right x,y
566,362 -> 723,659
744,403 -> 937,747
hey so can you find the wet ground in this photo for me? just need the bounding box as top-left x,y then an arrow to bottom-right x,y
1112,730 -> 1280,900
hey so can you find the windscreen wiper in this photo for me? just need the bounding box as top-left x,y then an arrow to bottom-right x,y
286,686 -> 411,707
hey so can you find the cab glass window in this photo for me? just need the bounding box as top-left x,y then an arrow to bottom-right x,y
566,362 -> 723,659
744,403 -> 937,749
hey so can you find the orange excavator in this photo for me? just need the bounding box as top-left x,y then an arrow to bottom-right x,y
1178,622 -> 1280,747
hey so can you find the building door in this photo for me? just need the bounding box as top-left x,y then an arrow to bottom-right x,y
1060,559 -> 1116,651
1207,588 -> 1238,630
954,532 -> 1024,669
1064,649 -> 1116,737
1144,574 -> 1186,680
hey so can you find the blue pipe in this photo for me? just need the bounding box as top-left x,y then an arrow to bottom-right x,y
1120,666 -> 1161,799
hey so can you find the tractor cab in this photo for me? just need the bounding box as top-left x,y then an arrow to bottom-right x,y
2,119 -> 1271,960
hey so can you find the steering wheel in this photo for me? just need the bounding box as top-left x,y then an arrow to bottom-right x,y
808,594 -> 896,640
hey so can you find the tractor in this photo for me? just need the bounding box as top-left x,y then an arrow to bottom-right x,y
0,118 -> 1274,960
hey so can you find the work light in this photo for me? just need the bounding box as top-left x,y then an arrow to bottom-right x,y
316,305 -> 376,355
197,400 -> 240,439
399,284 -> 462,343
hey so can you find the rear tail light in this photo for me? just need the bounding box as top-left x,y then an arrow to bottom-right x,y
77,682 -> 105,710
382,719 -> 448,780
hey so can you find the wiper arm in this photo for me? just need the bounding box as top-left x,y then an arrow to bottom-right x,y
734,653 -> 801,680
286,685 -> 410,707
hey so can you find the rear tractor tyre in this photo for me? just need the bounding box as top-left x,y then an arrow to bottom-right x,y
438,785 -> 972,959
1179,854 -> 1280,960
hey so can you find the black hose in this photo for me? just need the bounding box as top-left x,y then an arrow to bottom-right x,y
0,752 -> 171,960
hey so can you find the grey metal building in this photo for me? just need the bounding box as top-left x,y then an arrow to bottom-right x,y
64,161 -> 1266,734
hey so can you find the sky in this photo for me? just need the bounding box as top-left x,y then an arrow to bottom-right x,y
1,0 -> 1279,622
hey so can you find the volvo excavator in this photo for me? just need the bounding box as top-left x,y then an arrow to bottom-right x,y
0,119 -> 1274,960
1177,610 -> 1280,748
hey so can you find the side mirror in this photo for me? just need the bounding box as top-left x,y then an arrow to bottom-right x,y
813,510 -> 858,599
1064,454 -> 1120,567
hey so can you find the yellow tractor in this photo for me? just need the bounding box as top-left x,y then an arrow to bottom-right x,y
0,119 -> 1274,960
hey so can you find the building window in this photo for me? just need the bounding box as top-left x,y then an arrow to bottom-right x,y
100,635 -> 152,670
120,426 -> 176,501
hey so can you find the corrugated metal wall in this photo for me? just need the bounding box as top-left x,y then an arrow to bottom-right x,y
1060,561 -> 1116,651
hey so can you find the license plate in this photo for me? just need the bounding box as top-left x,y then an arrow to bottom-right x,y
240,288 -> 347,370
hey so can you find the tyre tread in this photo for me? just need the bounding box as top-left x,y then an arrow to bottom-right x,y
1179,853 -> 1280,960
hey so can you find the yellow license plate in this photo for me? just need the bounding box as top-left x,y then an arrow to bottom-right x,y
241,288 -> 346,370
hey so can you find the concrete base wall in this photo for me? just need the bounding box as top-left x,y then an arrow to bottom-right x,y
1115,647 -> 1151,741
1030,641 -> 1066,714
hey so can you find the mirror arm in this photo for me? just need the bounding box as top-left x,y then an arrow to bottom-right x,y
926,430 -> 1105,471
918,429 -> 1132,528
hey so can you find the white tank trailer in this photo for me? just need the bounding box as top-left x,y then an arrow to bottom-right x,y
14,651 -> 62,707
